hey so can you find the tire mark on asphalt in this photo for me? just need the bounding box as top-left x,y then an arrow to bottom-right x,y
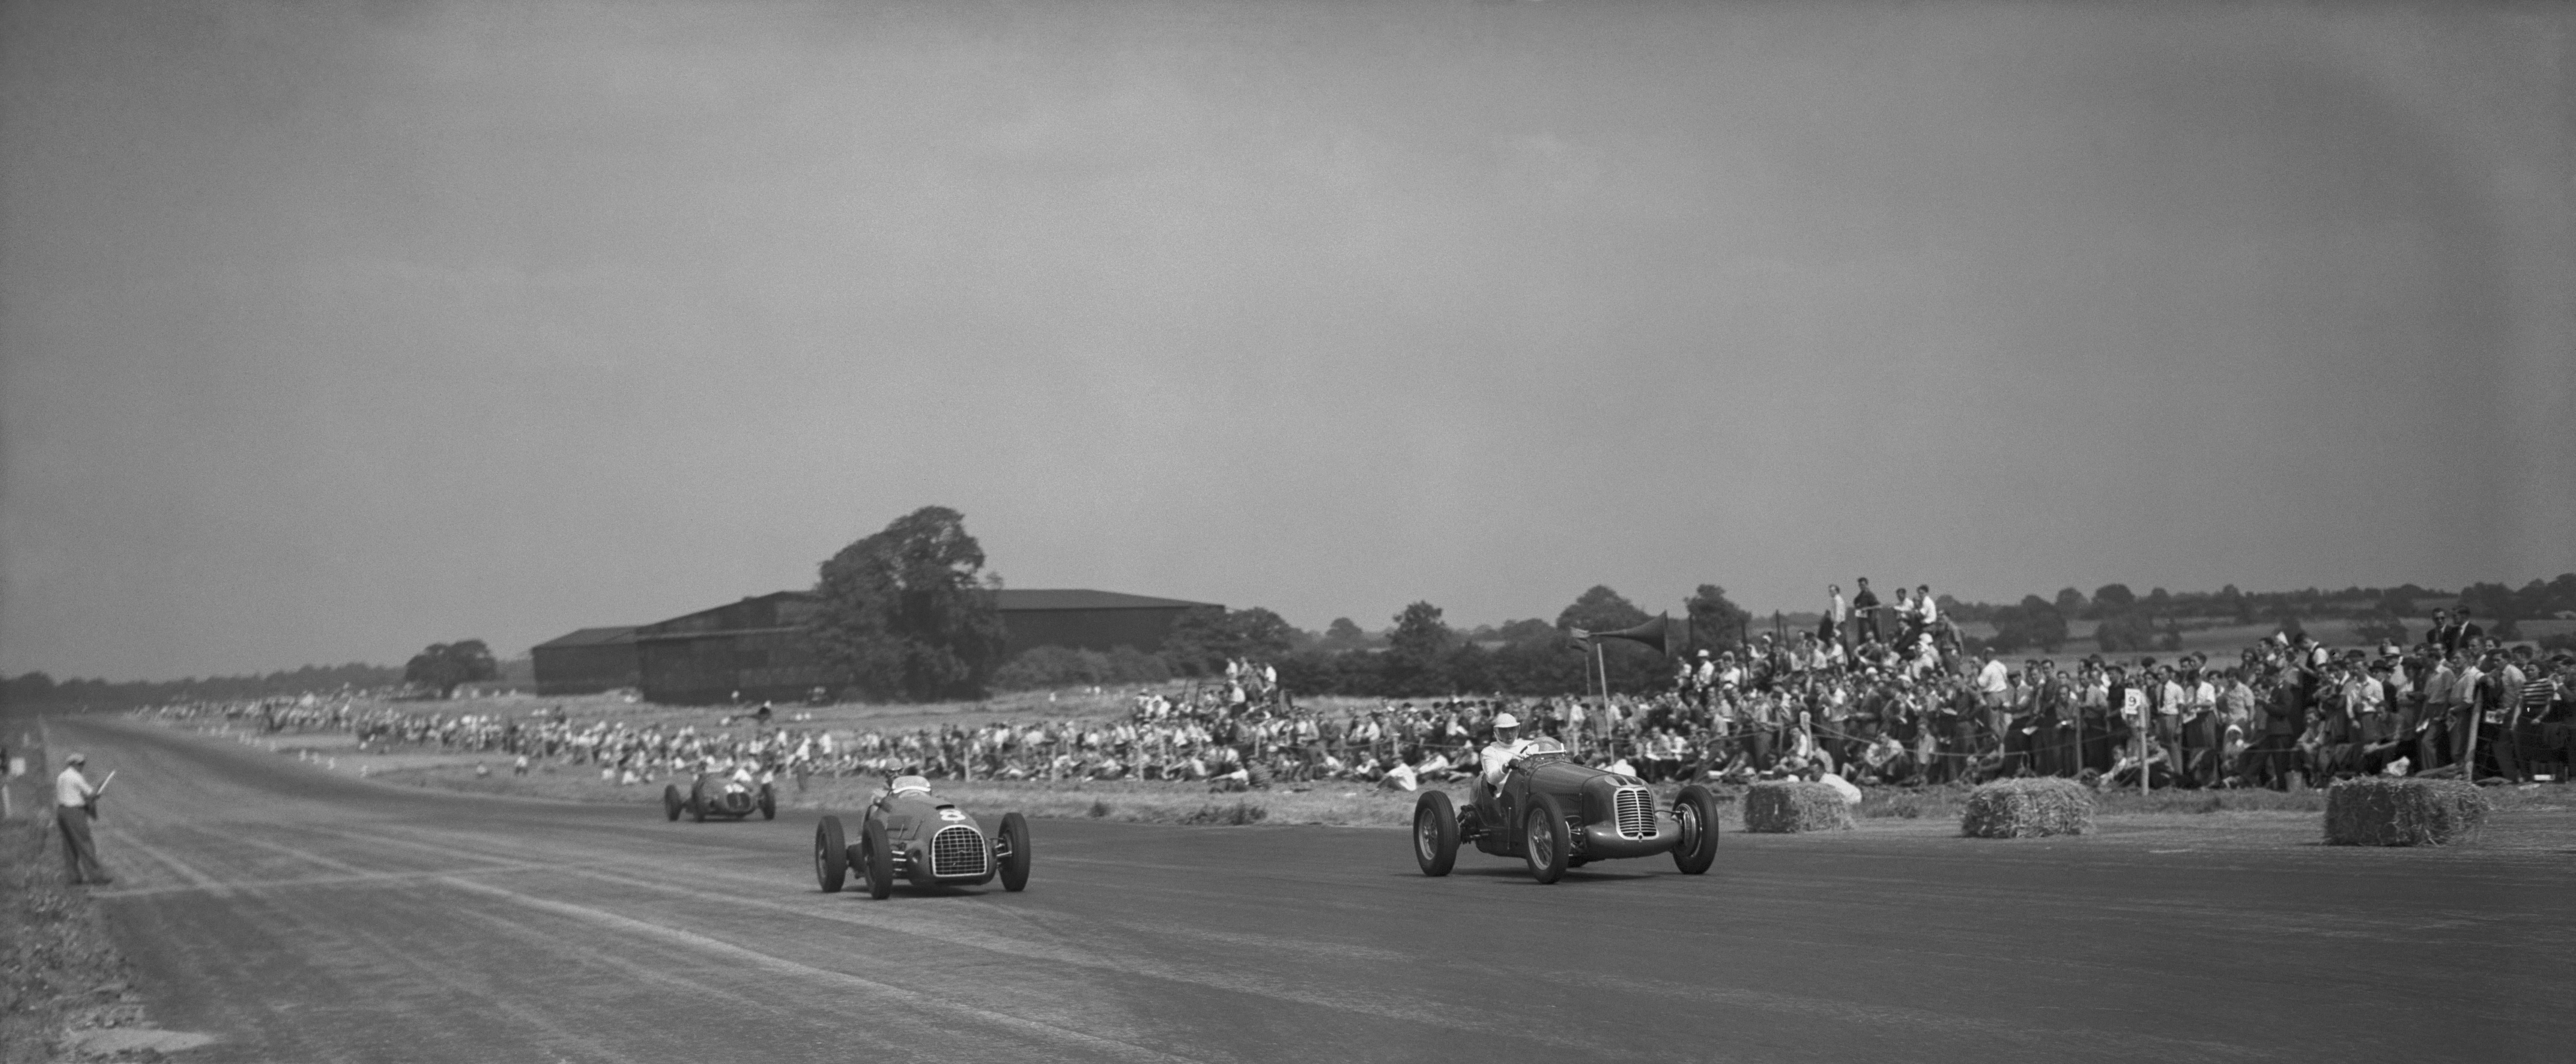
100,825 -> 237,898
428,875 -> 1211,1064
318,822 -> 1650,1061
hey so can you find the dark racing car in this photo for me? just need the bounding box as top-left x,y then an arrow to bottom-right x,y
813,775 -> 1030,899
1411,738 -> 1720,883
664,769 -> 777,822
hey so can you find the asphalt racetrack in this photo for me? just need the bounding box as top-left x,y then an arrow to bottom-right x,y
53,715 -> 2573,1064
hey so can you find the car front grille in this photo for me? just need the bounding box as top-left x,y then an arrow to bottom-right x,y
931,825 -> 986,877
1614,787 -> 1654,839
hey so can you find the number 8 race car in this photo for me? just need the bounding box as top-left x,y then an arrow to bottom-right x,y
813,775 -> 1031,899
1411,737 -> 1721,883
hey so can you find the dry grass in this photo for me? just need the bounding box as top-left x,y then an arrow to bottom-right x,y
1,819 -> 147,1064
1960,778 -> 2095,838
1742,781 -> 1854,833
2323,778 -> 2489,846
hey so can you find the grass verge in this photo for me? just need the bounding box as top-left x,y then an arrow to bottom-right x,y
1,819 -> 147,1064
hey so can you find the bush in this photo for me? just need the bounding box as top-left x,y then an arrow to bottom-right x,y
990,645 -> 1170,691
2323,778 -> 2488,846
1742,781 -> 1854,833
1180,800 -> 1267,826
1960,778 -> 2095,838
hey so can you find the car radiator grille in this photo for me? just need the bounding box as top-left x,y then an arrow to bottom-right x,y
931,825 -> 986,877
1613,787 -> 1655,839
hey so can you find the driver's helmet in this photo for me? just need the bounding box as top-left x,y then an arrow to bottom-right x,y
889,774 -> 933,797
1492,712 -> 1520,731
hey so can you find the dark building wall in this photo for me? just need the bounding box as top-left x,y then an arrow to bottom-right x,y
532,642 -> 639,695
636,630 -> 835,706
1001,607 -> 1194,654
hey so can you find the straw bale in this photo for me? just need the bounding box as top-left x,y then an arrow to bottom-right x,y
1742,780 -> 1854,833
2323,778 -> 2488,846
1959,778 -> 2095,838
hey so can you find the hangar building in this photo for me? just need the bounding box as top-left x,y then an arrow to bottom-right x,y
534,587 -> 1219,706
528,626 -> 641,695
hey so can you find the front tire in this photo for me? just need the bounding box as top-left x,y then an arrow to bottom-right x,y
1413,790 -> 1459,876
1523,792 -> 1570,884
862,816 -> 895,900
759,785 -> 776,821
998,812 -> 1032,892
689,782 -> 707,823
815,816 -> 847,893
1672,784 -> 1720,875
662,784 -> 682,822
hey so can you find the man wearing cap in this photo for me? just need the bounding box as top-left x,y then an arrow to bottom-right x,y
55,753 -> 112,885
1479,713 -> 1536,787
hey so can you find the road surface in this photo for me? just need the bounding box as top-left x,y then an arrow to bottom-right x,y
48,714 -> 2574,1063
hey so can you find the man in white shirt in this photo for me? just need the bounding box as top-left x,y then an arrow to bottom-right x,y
54,753 -> 112,885
1479,713 -> 1536,787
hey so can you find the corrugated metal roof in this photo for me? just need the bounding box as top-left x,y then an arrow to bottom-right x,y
531,626 -> 640,649
994,589 -> 1220,612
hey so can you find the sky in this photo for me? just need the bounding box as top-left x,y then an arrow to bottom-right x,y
3,0 -> 2570,680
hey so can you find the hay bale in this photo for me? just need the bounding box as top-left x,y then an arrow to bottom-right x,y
1960,778 -> 2095,838
2323,778 -> 2488,846
1742,781 -> 1854,833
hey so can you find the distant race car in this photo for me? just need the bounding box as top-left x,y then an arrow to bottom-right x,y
664,771 -> 777,822
1411,738 -> 1720,883
812,775 -> 1030,899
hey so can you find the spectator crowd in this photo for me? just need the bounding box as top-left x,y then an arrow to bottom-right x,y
147,589 -> 2574,795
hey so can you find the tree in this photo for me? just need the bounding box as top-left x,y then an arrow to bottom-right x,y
2053,587 -> 2088,617
1557,585 -> 1651,634
1162,606 -> 1299,676
1686,584 -> 1753,651
2093,584 -> 2136,612
2092,616 -> 2156,655
1988,595 -> 2070,654
1387,601 -> 1454,660
1317,616 -> 1371,652
1381,601 -> 1456,695
806,505 -> 1009,702
405,640 -> 497,698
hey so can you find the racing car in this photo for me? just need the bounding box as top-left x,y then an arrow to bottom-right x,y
1410,737 -> 1720,883
812,775 -> 1030,899
663,769 -> 777,822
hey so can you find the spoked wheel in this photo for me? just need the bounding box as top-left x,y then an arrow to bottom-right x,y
1523,793 -> 1570,884
1672,784 -> 1720,875
662,785 -> 683,822
998,812 -> 1032,892
814,816 -> 847,893
1413,790 -> 1458,876
862,816 -> 895,900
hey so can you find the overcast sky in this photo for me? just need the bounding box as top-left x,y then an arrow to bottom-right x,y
3,0 -> 2569,680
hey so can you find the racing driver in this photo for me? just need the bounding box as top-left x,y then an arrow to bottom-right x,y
1480,712 -> 1538,786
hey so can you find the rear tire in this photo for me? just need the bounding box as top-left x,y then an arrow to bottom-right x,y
815,816 -> 847,893
1413,790 -> 1459,876
689,781 -> 707,823
1672,784 -> 1720,875
862,816 -> 895,899
1523,792 -> 1570,884
662,784 -> 682,822
998,812 -> 1032,892
759,785 -> 776,821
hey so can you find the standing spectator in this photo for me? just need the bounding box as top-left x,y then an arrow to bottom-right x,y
1824,584 -> 1849,645
55,753 -> 111,886
1851,578 -> 1882,646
